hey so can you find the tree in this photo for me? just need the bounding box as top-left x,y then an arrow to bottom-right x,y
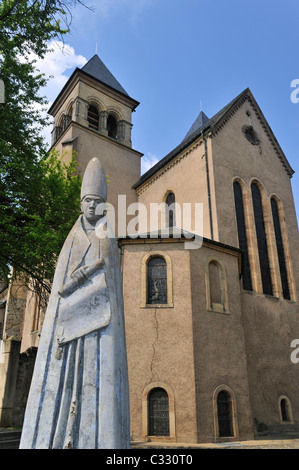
0,0 -> 89,291
1,150 -> 82,293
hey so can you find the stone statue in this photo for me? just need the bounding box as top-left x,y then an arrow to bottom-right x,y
19,157 -> 130,449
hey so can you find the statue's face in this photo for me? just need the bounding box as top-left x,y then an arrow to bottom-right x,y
81,195 -> 104,223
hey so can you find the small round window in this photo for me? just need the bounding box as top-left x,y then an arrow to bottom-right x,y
242,125 -> 260,146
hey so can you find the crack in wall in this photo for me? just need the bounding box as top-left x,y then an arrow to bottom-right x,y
150,308 -> 159,383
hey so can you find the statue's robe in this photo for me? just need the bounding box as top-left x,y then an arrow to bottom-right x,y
20,216 -> 130,449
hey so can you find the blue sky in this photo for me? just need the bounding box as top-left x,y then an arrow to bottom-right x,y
39,0 -> 299,220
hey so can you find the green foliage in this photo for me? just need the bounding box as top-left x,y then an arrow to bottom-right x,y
0,1 -> 86,291
0,149 -> 81,290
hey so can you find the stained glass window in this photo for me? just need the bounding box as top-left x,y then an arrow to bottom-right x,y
147,257 -> 167,304
166,192 -> 175,228
280,399 -> 290,422
271,198 -> 290,300
251,183 -> 273,296
148,388 -> 169,436
217,391 -> 233,437
233,181 -> 252,291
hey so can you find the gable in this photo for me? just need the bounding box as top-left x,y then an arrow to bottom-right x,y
134,88 -> 294,192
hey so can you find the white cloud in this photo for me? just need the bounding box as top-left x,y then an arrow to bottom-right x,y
22,41 -> 87,146
35,41 -> 87,101
141,152 -> 160,174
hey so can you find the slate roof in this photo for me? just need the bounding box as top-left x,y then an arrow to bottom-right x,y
182,111 -> 210,142
48,54 -> 138,116
81,54 -> 129,97
117,226 -> 242,254
133,88 -> 294,189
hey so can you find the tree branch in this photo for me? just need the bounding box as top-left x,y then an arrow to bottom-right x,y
0,0 -> 21,22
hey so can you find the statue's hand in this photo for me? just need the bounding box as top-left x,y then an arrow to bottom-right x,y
71,258 -> 105,282
59,258 -> 106,298
71,266 -> 88,284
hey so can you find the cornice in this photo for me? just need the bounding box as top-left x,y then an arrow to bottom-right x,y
209,94 -> 248,136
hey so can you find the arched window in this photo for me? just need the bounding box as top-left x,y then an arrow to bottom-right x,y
87,104 -> 99,130
217,390 -> 233,437
271,198 -> 290,300
209,261 -> 222,306
147,257 -> 167,304
233,181 -> 252,291
65,104 -> 73,128
279,396 -> 293,423
251,183 -> 273,296
206,259 -> 229,314
107,114 -> 118,138
55,116 -> 64,140
165,192 -> 175,228
280,399 -> 289,422
148,388 -> 169,436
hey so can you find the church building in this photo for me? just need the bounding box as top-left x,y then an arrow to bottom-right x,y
0,54 -> 299,445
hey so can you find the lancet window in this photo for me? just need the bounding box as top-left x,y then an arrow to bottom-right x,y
233,181 -> 252,291
209,261 -> 223,307
270,198 -> 290,300
251,182 -> 273,296
217,390 -> 234,438
165,192 -> 175,228
148,388 -> 170,436
147,257 -> 167,305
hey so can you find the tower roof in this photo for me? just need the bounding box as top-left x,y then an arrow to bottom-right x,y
182,111 -> 210,142
48,53 -> 139,116
81,54 -> 129,97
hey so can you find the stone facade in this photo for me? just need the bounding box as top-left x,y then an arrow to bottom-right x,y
1,55 -> 298,445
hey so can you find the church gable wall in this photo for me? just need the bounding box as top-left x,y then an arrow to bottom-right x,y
137,141 -> 212,239
210,98 -> 299,303
210,99 -> 298,255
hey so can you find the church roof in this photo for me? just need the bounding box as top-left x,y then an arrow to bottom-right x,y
134,88 -> 294,189
81,54 -> 129,97
118,227 -> 242,255
182,111 -> 210,142
48,54 -> 138,116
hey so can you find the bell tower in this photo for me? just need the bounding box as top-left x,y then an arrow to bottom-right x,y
48,54 -> 143,232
